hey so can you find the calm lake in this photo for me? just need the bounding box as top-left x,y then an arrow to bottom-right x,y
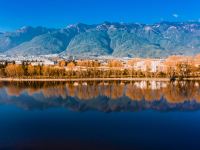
1,80 -> 200,150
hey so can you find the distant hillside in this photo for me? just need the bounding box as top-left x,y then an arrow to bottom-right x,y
1,22 -> 200,58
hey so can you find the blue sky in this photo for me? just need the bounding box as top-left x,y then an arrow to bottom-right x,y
0,0 -> 200,31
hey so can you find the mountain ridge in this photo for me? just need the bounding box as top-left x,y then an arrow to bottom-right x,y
1,21 -> 200,58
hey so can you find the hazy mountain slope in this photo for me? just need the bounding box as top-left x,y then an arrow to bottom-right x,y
5,29 -> 78,56
0,26 -> 50,52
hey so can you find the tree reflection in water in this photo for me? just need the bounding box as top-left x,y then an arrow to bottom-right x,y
1,80 -> 200,111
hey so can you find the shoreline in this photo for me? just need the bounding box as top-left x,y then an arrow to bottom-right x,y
0,77 -> 171,82
1,77 -> 200,82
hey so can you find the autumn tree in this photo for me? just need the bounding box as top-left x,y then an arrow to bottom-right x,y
0,68 -> 5,77
67,62 -> 75,69
5,64 -> 24,77
35,65 -> 42,76
59,60 -> 67,67
42,66 -> 51,77
108,60 -> 123,68
166,66 -> 176,78
176,62 -> 191,79
27,65 -> 35,77
66,62 -> 75,78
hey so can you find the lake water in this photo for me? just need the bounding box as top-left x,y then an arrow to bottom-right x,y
1,80 -> 200,150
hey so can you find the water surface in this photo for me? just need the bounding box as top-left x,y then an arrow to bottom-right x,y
1,81 -> 200,150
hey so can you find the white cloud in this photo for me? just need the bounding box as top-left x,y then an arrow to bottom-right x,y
173,14 -> 179,18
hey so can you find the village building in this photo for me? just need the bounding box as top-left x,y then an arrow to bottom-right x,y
15,60 -> 23,65
130,58 -> 166,73
30,60 -> 55,66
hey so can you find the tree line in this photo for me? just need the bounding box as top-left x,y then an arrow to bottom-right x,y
0,60 -> 199,79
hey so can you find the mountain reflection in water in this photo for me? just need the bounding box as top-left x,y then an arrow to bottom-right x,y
0,80 -> 200,112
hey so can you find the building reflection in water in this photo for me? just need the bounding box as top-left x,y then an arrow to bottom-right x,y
0,80 -> 200,112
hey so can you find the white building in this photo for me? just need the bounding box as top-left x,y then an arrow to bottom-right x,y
150,60 -> 165,72
133,61 -> 147,72
132,59 -> 165,73
15,60 -> 23,65
31,60 -> 55,66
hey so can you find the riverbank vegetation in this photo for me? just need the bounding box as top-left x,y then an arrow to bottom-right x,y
0,59 -> 199,79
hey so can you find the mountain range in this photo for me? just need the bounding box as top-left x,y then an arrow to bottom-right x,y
1,21 -> 200,58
